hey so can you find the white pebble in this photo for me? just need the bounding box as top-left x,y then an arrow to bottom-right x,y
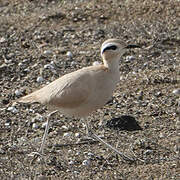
167,50 -> 172,54
87,152 -> 94,157
71,61 -> 76,66
15,89 -> 22,97
5,122 -> 10,127
75,132 -> 80,138
63,132 -> 71,138
18,62 -> 23,66
68,149 -> 72,153
36,76 -> 44,83
173,89 -> 180,95
82,159 -> 91,166
7,106 -> 18,114
73,171 -> 79,175
93,61 -> 101,66
76,151 -> 80,155
42,122 -> 48,129
144,149 -> 153,156
62,125 -> 68,130
43,50 -> 53,56
28,109 -> 35,113
32,123 -> 39,129
44,64 -> 54,69
0,37 -> 6,43
126,55 -> 135,62
68,160 -> 74,165
24,68 -> 30,73
159,133 -> 164,138
50,61 -> 55,65
66,51 -> 73,58
23,59 -> 29,63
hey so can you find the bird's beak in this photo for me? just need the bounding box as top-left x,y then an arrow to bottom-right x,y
125,44 -> 141,49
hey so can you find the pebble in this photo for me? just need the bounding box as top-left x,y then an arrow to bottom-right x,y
63,132 -> 71,138
174,145 -> 179,154
0,37 -> 6,43
143,62 -> 148,67
23,59 -> 29,63
7,106 -> 19,114
18,62 -> 23,67
87,152 -> 94,158
167,50 -> 172,54
36,76 -> 44,83
62,125 -> 68,130
176,120 -> 180,129
17,137 -> 27,145
4,59 -> 12,64
73,171 -> 79,175
82,159 -> 91,166
43,50 -> 53,56
5,119 -> 11,127
42,122 -> 48,129
50,61 -> 55,67
36,114 -> 44,121
44,64 -> 54,69
70,61 -> 76,66
32,114 -> 44,123
66,51 -> 73,58
126,55 -> 135,62
68,149 -> 72,154
68,160 -> 74,165
28,109 -> 35,113
93,61 -> 101,66
5,122 -> 10,126
159,133 -> 164,138
173,89 -> 180,95
75,132 -> 80,138
15,89 -> 22,97
24,68 -> 30,73
6,53 -> 15,59
76,151 -> 80,156
144,149 -> 153,156
32,123 -> 39,129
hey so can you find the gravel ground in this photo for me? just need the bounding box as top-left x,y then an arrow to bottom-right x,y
0,0 -> 179,179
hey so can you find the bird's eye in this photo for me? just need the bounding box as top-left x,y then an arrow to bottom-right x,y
102,45 -> 117,53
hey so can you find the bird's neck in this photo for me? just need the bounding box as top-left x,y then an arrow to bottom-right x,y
103,58 -> 120,73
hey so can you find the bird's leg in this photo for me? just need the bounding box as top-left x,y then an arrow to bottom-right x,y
30,110 -> 58,162
84,118 -> 135,162
39,110 -> 58,155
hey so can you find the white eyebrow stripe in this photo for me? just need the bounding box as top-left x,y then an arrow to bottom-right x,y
101,43 -> 116,55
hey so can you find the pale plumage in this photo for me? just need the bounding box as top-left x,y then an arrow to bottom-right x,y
18,39 -> 140,162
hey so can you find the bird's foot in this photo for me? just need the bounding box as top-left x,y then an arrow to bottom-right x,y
29,151 -> 45,165
87,128 -> 135,163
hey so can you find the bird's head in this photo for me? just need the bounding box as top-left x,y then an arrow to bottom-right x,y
101,39 -> 140,62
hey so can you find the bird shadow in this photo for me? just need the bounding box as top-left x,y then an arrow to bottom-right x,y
106,115 -> 142,131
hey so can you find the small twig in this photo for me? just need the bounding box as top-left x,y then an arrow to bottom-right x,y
53,139 -> 99,148
129,143 -> 145,163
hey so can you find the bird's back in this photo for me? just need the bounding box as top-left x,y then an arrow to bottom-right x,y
18,64 -> 119,117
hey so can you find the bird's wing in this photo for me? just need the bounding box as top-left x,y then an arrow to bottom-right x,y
18,68 -> 92,108
47,70 -> 92,108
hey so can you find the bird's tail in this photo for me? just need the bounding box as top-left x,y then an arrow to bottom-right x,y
17,93 -> 39,104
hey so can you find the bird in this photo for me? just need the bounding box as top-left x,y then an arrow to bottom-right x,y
18,39 -> 140,162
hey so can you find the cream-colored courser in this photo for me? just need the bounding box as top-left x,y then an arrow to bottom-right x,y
18,39 -> 139,162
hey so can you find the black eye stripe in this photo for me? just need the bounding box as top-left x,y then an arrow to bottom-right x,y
102,45 -> 117,53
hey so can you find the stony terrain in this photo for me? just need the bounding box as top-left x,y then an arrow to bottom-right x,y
0,0 -> 179,179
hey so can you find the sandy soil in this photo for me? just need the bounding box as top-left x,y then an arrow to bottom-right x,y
0,0 -> 179,179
